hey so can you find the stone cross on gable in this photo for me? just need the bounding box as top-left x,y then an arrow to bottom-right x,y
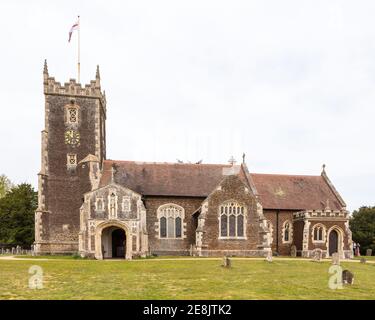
228,156 -> 236,166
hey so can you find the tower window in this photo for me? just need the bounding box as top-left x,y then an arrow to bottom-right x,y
67,154 -> 77,168
65,104 -> 79,125
68,108 -> 78,123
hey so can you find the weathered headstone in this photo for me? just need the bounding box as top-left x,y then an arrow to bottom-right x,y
342,270 -> 354,285
16,245 -> 21,255
222,256 -> 231,268
360,257 -> 367,264
312,249 -> 322,262
11,247 -> 15,255
331,252 -> 340,265
290,245 -> 297,258
265,251 -> 273,262
6,249 -> 10,254
366,249 -> 372,257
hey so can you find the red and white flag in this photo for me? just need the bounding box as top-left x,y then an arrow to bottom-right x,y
68,19 -> 79,42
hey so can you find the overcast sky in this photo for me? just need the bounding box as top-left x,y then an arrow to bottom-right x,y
0,0 -> 374,211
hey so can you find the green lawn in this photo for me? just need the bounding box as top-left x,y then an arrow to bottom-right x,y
0,258 -> 375,300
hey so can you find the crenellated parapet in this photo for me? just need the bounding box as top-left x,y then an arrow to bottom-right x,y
43,60 -> 107,115
293,209 -> 349,220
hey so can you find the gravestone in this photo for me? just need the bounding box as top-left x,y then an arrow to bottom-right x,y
290,245 -> 297,258
331,252 -> 340,265
6,249 -> 10,254
0,248 -> 3,254
312,249 -> 322,262
265,251 -> 273,262
360,258 -> 367,264
366,249 -> 372,257
11,247 -> 15,255
222,256 -> 231,268
16,245 -> 21,255
342,270 -> 354,285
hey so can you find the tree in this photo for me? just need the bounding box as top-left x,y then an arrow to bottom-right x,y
350,206 -> 375,254
0,183 -> 37,246
0,174 -> 13,199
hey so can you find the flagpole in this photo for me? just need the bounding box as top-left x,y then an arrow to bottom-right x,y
77,15 -> 80,83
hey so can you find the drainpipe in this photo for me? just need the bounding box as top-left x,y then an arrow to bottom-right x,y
276,210 -> 280,255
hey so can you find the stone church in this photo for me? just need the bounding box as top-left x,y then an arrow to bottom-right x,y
35,61 -> 353,259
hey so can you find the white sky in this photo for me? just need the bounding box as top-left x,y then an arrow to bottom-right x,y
0,0 -> 374,211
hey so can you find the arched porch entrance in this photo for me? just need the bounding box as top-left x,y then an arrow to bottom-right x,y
101,227 -> 126,259
327,227 -> 344,257
329,229 -> 338,256
95,221 -> 132,260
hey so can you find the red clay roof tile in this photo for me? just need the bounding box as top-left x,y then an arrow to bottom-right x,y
100,160 -> 343,211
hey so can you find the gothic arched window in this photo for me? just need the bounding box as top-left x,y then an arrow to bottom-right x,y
157,204 -> 185,239
219,201 -> 246,239
282,220 -> 293,243
312,224 -> 325,242
160,217 -> 167,238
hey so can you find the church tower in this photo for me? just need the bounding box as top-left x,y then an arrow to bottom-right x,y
35,61 -> 107,254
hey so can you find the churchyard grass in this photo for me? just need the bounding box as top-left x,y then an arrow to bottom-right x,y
354,256 -> 375,261
0,258 -> 375,300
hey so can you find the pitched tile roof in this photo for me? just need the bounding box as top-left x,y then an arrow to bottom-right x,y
100,160 -> 344,211
250,173 -> 343,211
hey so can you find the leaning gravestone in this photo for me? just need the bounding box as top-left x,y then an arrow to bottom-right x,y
342,270 -> 354,285
222,256 -> 231,268
331,252 -> 340,265
290,245 -> 297,258
366,249 -> 372,257
312,249 -> 322,262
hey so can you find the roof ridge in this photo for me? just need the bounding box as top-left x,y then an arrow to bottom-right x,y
250,173 -> 321,178
104,159 -> 233,166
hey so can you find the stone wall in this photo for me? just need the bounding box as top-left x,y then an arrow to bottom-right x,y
263,210 -> 295,255
198,175 -> 269,256
144,196 -> 203,255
